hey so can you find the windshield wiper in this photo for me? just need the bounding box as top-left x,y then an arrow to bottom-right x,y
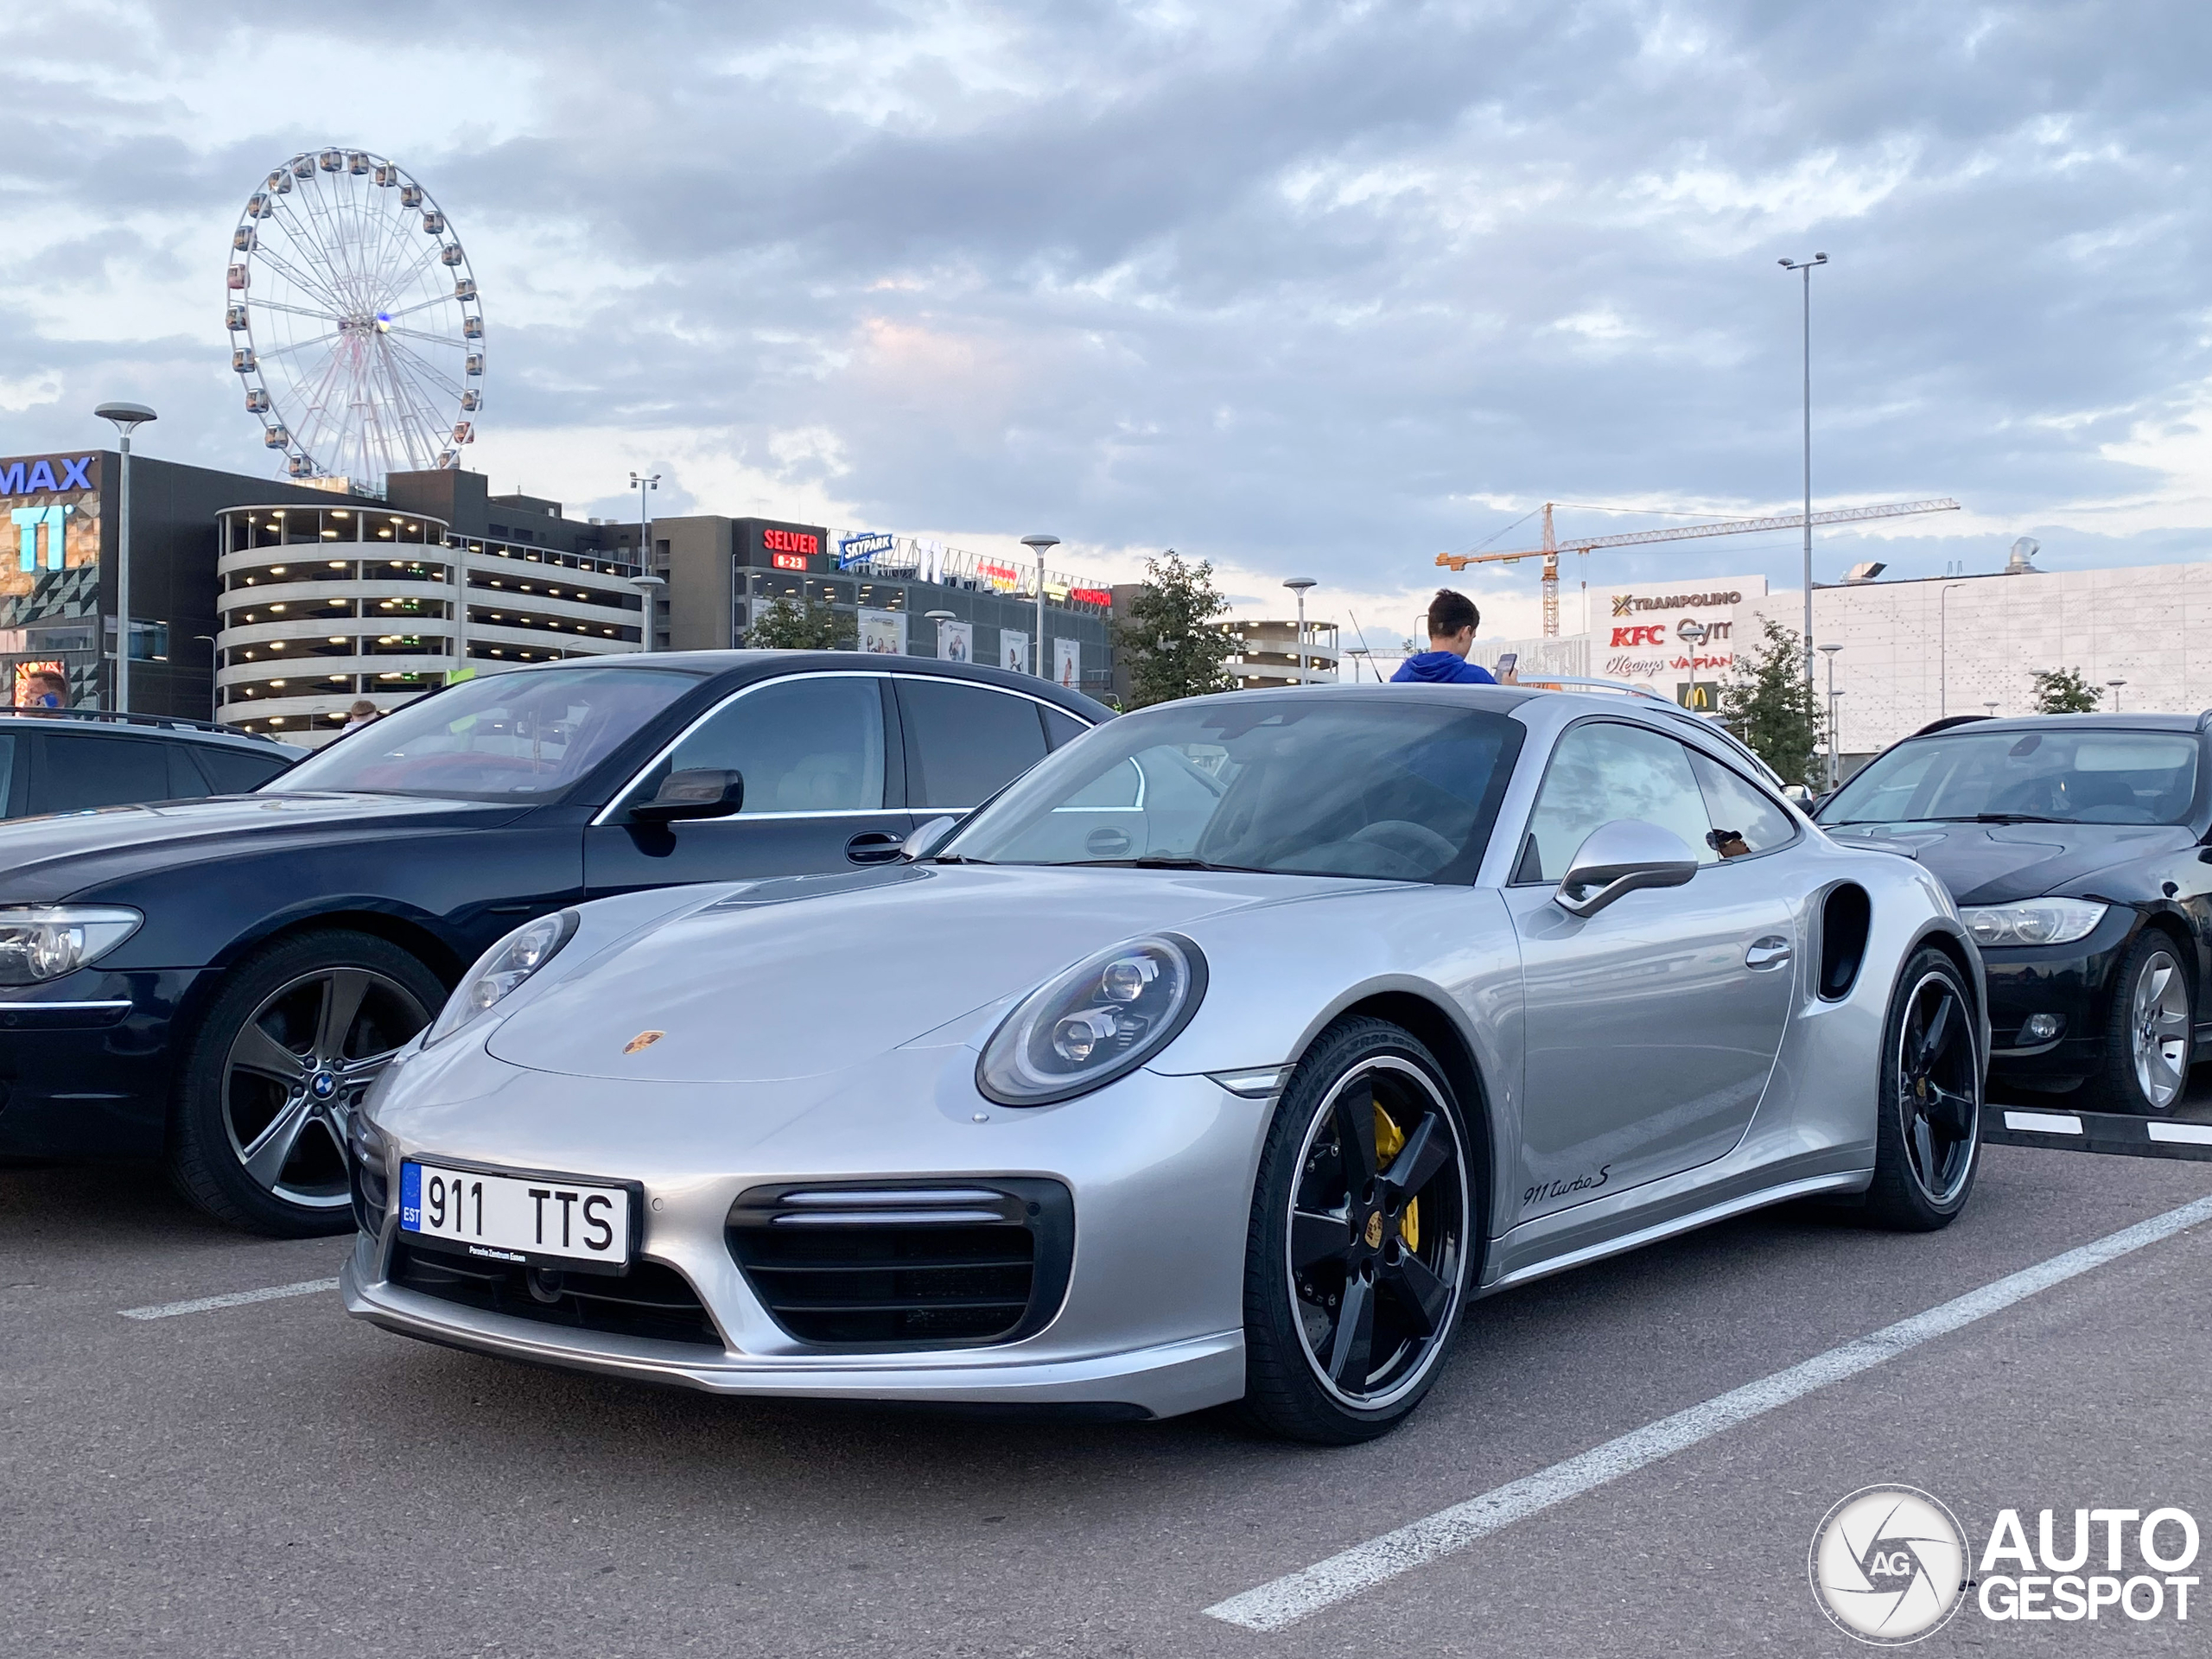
1929,813 -> 2071,825
1063,855 -> 1265,873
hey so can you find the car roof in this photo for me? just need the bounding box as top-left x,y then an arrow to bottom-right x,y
497,649 -> 1115,719
0,709 -> 301,754
1904,711 -> 2206,739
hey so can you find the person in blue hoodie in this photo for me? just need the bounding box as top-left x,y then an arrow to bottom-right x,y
1391,589 -> 1512,683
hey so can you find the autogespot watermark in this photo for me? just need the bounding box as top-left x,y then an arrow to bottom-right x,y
1810,1486 -> 2202,1643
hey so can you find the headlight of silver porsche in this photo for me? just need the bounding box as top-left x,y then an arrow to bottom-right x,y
0,905 -> 143,984
977,933 -> 1208,1106
1961,899 -> 2108,948
424,910 -> 580,1047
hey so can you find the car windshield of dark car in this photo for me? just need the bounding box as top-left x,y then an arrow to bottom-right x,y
946,698 -> 1522,881
1821,728 -> 2200,827
266,665 -> 705,801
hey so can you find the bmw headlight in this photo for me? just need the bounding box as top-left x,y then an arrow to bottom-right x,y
1961,899 -> 2109,948
0,905 -> 143,985
977,934 -> 1208,1106
424,910 -> 580,1046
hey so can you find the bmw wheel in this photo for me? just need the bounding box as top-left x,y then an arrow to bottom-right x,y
170,930 -> 443,1236
1241,1017 -> 1476,1443
1864,946 -> 1981,1231
2083,931 -> 2193,1116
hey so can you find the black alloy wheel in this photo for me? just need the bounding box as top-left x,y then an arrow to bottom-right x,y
170,930 -> 444,1236
1242,1017 -> 1474,1443
1865,946 -> 1981,1230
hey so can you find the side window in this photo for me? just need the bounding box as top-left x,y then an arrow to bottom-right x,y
166,746 -> 212,801
899,680 -> 1050,809
1040,706 -> 1089,749
639,676 -> 887,814
195,746 -> 293,794
1520,721 -> 1714,881
1686,749 -> 1797,859
31,734 -> 175,814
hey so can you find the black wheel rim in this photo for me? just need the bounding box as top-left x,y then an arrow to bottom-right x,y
221,967 -> 429,1211
1285,1056 -> 1469,1409
1897,970 -> 1978,1206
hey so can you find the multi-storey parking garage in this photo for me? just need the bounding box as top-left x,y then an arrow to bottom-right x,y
214,505 -> 645,740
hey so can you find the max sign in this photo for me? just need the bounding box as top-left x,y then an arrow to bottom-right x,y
0,456 -> 94,496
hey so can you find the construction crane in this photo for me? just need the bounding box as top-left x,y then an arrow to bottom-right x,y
1435,499 -> 1961,636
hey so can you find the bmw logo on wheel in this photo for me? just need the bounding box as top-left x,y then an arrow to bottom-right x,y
308,1071 -> 338,1101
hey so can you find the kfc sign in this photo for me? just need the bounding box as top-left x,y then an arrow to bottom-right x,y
763,528 -> 818,556
1609,620 -> 1732,648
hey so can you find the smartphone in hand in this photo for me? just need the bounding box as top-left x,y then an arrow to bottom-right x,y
1495,651 -> 1518,683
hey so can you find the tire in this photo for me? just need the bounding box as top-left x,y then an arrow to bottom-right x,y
1864,945 -> 1981,1231
1239,1017 -> 1478,1444
168,930 -> 444,1236
2081,930 -> 2193,1116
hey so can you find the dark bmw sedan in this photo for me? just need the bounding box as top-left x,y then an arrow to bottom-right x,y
0,653 -> 1105,1234
1816,712 -> 2211,1112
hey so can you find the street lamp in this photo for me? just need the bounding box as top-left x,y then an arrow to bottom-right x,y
95,400 -> 156,712
1938,582 -> 1966,718
1777,253 -> 1827,696
1680,619 -> 1710,713
1283,577 -> 1318,684
630,574 -> 666,655
1819,642 -> 1843,789
2107,679 -> 2126,712
194,634 -> 218,724
1020,534 -> 1058,677
923,608 -> 957,661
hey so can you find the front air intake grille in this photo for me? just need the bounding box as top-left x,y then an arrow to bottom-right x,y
387,1241 -> 722,1350
726,1179 -> 1074,1350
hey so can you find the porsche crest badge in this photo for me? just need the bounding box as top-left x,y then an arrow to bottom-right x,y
623,1030 -> 664,1055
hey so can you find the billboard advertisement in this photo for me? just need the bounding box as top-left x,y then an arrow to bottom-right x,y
935,619 -> 973,662
999,629 -> 1028,674
1053,638 -> 1080,690
858,608 -> 906,655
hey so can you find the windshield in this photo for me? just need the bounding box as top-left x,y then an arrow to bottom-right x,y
1821,728 -> 2201,827
269,664 -> 705,801
944,696 -> 1523,881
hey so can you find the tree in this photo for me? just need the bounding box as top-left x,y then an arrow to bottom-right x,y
1115,550 -> 1236,707
745,595 -> 855,651
2030,666 -> 2102,714
1718,617 -> 1825,788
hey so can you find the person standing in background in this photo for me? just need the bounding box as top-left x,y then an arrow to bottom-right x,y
1392,590 -> 1513,684
341,699 -> 379,732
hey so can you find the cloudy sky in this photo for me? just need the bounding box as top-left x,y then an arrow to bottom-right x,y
6,1 -> 2208,644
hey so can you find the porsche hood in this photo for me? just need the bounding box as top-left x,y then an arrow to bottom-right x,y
485,864 -> 1363,1084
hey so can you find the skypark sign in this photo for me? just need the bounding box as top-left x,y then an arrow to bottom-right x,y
0,456 -> 95,496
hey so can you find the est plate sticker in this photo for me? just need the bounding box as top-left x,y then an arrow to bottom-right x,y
400,1161 -> 632,1268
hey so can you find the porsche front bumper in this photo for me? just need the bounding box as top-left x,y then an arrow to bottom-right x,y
340,1239 -> 1243,1418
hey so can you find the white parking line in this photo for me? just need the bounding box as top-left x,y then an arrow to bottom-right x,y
1205,1190 -> 2212,1633
118,1277 -> 340,1321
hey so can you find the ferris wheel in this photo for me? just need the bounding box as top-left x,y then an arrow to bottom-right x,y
225,149 -> 485,489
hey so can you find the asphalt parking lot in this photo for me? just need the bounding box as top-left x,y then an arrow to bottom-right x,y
8,1078 -> 2211,1658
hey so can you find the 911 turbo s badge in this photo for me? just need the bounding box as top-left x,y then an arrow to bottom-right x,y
623,1030 -> 664,1055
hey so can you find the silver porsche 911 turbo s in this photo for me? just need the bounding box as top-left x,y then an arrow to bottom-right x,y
343,683 -> 1986,1442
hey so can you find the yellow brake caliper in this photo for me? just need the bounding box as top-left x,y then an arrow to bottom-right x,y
1373,1099 -> 1420,1252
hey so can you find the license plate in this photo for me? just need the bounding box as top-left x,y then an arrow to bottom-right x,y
400,1160 -> 633,1271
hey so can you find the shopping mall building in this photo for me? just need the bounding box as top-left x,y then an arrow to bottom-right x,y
0,448 -> 1111,745
1470,550 -> 2212,767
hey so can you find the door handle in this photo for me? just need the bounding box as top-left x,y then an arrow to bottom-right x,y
846,831 -> 906,866
1745,935 -> 1793,971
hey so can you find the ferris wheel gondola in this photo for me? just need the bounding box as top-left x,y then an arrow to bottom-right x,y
225,149 -> 485,490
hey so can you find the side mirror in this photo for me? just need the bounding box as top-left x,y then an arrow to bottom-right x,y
1554,819 -> 1699,918
1782,783 -> 1815,805
902,815 -> 959,861
630,767 -> 744,823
